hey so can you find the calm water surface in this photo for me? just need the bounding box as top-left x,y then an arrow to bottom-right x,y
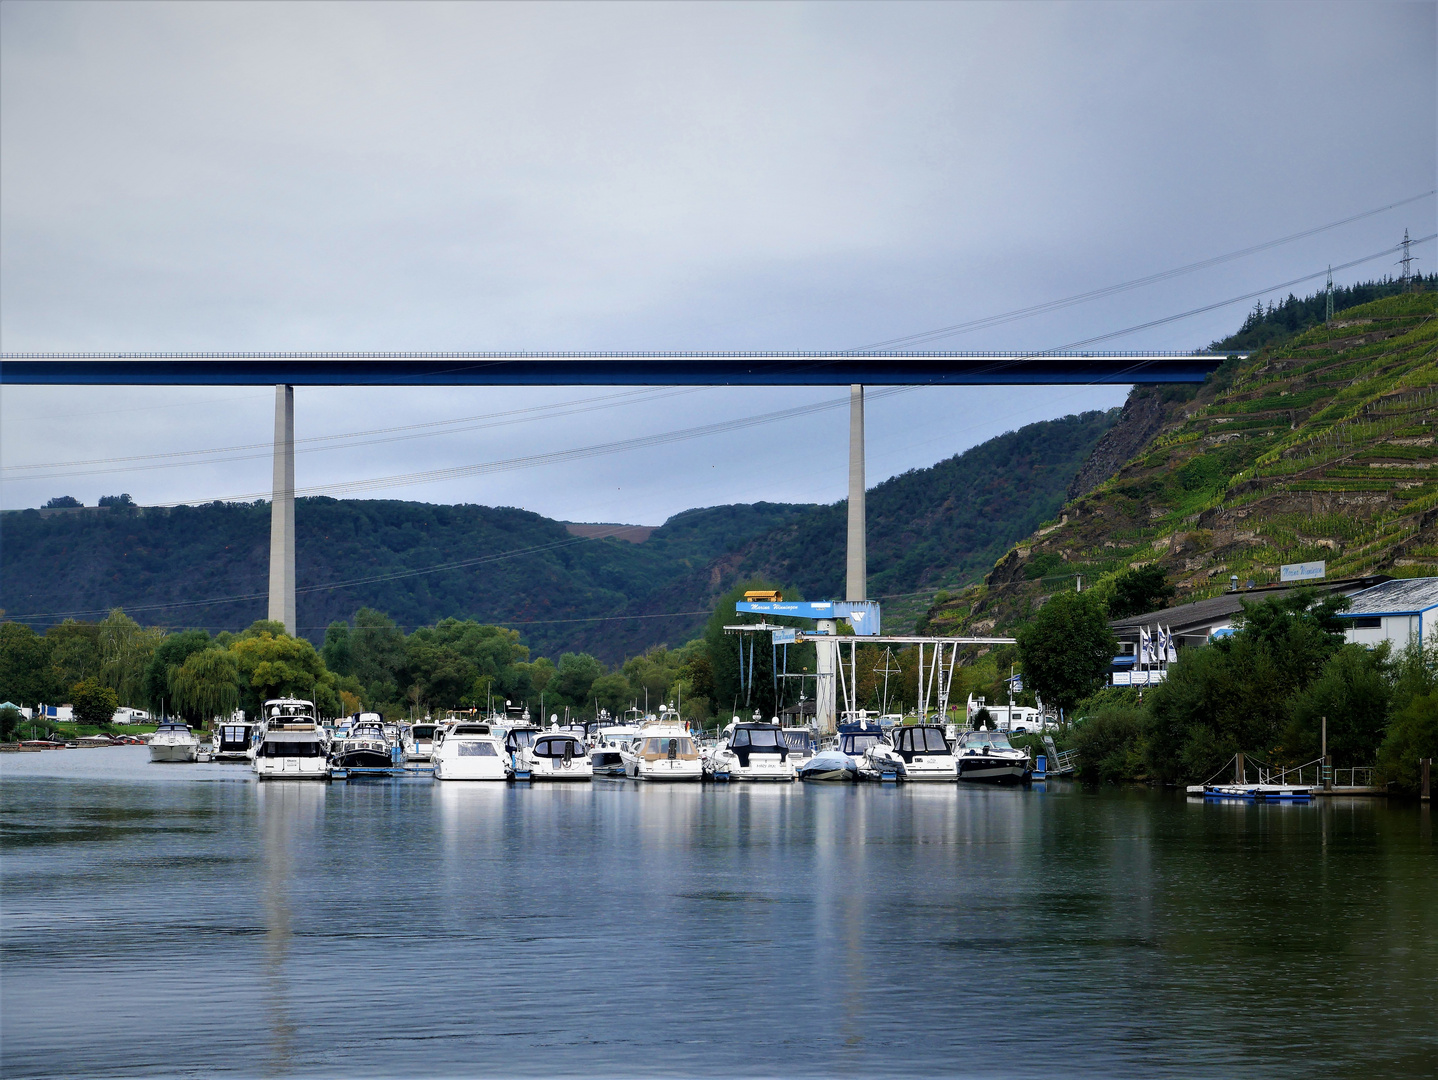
2,747 -> 1433,1078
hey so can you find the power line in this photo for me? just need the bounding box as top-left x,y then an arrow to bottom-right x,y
848,189 -> 1436,351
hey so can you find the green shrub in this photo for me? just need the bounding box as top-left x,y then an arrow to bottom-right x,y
1074,707 -> 1145,783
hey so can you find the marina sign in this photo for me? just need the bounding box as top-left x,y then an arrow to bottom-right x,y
1280,561 -> 1326,582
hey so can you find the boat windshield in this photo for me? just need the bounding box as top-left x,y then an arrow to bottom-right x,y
967,732 -> 1015,750
900,727 -> 949,752
534,737 -> 583,758
351,724 -> 385,738
507,729 -> 537,749
411,726 -> 437,740
840,733 -> 880,755
156,723 -> 190,733
732,727 -> 781,748
782,731 -> 816,751
644,737 -> 695,755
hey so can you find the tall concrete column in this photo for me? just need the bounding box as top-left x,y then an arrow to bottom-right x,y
846,384 -> 866,601
815,618 -> 838,735
268,384 -> 296,635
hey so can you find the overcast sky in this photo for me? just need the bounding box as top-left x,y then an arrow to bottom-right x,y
2,1 -> 1434,522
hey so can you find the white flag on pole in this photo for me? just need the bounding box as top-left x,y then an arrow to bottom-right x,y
1138,627 -> 1151,665
1165,625 -> 1179,663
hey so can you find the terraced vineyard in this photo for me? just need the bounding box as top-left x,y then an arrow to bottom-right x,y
926,292 -> 1438,634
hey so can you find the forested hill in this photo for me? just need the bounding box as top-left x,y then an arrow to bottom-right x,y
1,410 -> 1117,663
925,291 -> 1438,636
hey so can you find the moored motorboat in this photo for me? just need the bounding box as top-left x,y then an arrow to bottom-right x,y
797,749 -> 858,781
148,722 -> 200,763
837,719 -> 886,779
520,730 -> 593,781
622,720 -> 702,781
432,721 -> 509,781
706,718 -> 795,781
955,729 -> 1029,783
211,718 -> 258,762
333,714 -> 397,771
402,720 -> 440,762
781,726 -> 818,772
590,721 -> 642,777
866,724 -> 957,781
253,699 -> 330,780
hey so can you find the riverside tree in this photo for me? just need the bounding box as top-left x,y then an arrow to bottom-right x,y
70,678 -> 118,727
1015,591 -> 1117,715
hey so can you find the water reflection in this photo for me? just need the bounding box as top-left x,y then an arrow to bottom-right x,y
3,760 -> 1434,1079
257,782 -> 323,1077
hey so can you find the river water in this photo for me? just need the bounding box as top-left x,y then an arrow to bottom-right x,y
2,747 -> 1433,1078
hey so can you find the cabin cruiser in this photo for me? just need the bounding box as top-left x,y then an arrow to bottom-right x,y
518,731 -> 593,781
402,720 -> 440,762
210,718 -> 258,762
253,698 -> 330,780
432,721 -> 509,781
781,726 -> 818,771
501,722 -> 541,774
837,719 -> 885,777
706,718 -> 796,781
865,724 -> 958,781
622,721 -> 702,781
148,722 -> 200,763
590,721 -> 643,777
955,729 -> 1030,783
332,714 -> 397,771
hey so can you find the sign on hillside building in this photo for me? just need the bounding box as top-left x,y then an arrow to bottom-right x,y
1280,561 -> 1326,582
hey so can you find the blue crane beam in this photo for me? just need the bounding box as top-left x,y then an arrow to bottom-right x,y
0,350 -> 1237,385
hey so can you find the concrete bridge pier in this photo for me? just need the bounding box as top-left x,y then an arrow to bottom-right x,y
268,384 -> 296,635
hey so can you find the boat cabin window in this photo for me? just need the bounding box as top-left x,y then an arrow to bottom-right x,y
458,742 -> 498,757
260,740 -> 322,757
534,737 -> 583,758
840,733 -> 880,755
411,725 -> 437,739
899,728 -> 948,752
452,724 -> 490,736
782,731 -> 816,751
732,727 -> 781,748
506,730 -> 537,750
645,737 -> 695,755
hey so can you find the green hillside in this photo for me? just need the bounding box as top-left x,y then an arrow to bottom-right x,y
926,291 -> 1438,635
1,411 -> 1116,662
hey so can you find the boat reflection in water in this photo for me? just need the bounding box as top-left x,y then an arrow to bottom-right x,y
257,780 -> 324,1076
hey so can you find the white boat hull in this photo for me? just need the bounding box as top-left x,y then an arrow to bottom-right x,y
254,757 -> 330,780
628,757 -> 703,781
148,742 -> 197,763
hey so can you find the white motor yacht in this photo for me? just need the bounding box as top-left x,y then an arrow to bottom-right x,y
253,698 -> 330,780
210,718 -> 258,762
622,720 -> 702,781
956,729 -> 1031,783
706,718 -> 796,781
148,722 -> 200,763
836,719 -> 886,778
501,723 -> 541,777
865,724 -> 958,781
402,720 -> 440,762
781,726 -> 818,771
590,722 -> 642,777
432,721 -> 509,781
333,714 -> 397,771
519,730 -> 593,781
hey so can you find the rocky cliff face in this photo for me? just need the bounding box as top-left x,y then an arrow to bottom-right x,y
1066,386 -> 1176,501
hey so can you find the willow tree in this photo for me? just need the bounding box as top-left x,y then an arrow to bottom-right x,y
98,609 -> 165,706
170,648 -> 240,725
